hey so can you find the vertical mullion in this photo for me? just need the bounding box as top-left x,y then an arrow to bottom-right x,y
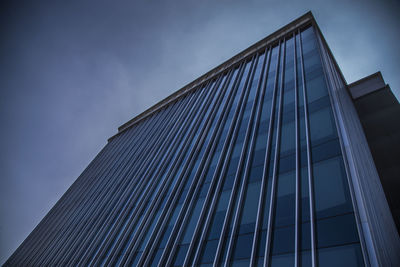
159,65 -> 243,267
138,73 -> 229,266
299,29 -> 317,267
41,101 -> 176,266
191,57 -> 257,267
49,102 -> 178,266
63,101 -> 187,265
27,111 -> 156,266
217,51 -> 266,266
95,85 -> 210,266
131,76 -> 224,265
114,82 -> 217,266
12,130 -> 123,265
86,89 -> 201,266
182,59 -> 253,267
76,100 -> 188,266
264,39 -> 285,267
294,31 -> 300,267
249,43 -> 278,267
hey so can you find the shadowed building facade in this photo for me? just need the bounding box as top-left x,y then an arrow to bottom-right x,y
6,12 -> 400,266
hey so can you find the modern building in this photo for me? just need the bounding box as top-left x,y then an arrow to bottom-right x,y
5,12 -> 400,267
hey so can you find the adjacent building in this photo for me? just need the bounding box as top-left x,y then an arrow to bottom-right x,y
6,12 -> 400,267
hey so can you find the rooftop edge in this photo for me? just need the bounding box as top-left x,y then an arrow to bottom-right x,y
108,11 -> 315,142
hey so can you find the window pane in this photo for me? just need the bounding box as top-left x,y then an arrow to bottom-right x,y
200,240 -> 218,263
270,253 -> 294,267
316,213 -> 359,248
306,75 -> 328,103
233,233 -> 253,260
231,258 -> 250,267
271,226 -> 295,255
309,107 -> 336,144
313,157 -> 353,218
275,171 -> 295,227
280,120 -> 296,154
318,243 -> 364,267
239,181 -> 261,234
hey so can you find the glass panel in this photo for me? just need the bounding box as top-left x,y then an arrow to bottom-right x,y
316,213 -> 359,248
318,243 -> 364,267
311,138 -> 341,163
270,253 -> 294,267
309,107 -> 336,144
280,120 -> 296,154
200,239 -> 219,263
231,258 -> 250,267
306,75 -> 328,103
182,198 -> 205,243
238,181 -> 261,234
271,226 -> 295,255
313,157 -> 353,218
232,233 -> 253,260
274,171 -> 295,227
173,244 -> 189,266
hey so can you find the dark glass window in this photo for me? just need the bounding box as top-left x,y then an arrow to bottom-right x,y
274,171 -> 295,227
200,239 -> 219,263
173,244 -> 189,266
271,226 -> 295,255
309,107 -> 337,144
316,213 -> 359,248
232,233 -> 253,260
270,253 -> 294,267
239,181 -> 261,234
313,157 -> 353,218
317,244 -> 364,267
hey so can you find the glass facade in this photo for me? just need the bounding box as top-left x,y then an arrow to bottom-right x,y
8,16 -> 385,267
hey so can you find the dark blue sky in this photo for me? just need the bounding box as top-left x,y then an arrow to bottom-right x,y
1,0 -> 399,263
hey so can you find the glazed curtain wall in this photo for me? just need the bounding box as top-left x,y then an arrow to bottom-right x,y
6,26 -> 364,267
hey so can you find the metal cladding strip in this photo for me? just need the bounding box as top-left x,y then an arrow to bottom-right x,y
75,96 -> 192,263
213,52 -> 263,266
313,26 -> 372,266
249,42 -> 280,267
219,50 -> 268,266
76,93 -> 197,266
160,65 -> 243,267
188,58 -> 256,266
264,39 -> 285,267
10,125 -> 121,263
33,105 -> 169,265
21,117 -> 146,266
93,82 -> 214,266
86,85 -> 207,266
154,69 -> 238,267
50,102 -> 179,266
59,96 -> 189,263
8,13 -> 315,266
180,60 -> 250,267
293,31 -> 301,267
117,77 -> 222,266
52,109 -> 174,265
138,73 -> 232,266
246,44 -> 273,266
100,83 -> 213,266
103,81 -> 215,266
68,107 -> 189,265
12,118 -> 137,265
34,101 -> 172,266
299,29 -> 317,267
136,74 -> 229,266
58,99 -> 187,265
8,135 -> 119,265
